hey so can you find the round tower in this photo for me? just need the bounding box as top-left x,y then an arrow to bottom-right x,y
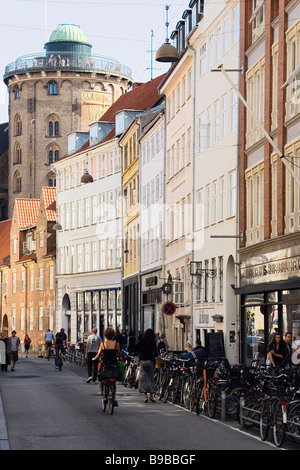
4,24 -> 132,216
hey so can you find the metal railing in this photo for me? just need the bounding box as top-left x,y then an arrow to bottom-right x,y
4,52 -> 132,81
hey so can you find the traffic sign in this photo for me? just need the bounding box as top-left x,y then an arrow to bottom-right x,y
162,301 -> 176,316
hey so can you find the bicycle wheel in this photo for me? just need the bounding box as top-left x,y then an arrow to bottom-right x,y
273,401 -> 286,447
171,376 -> 180,404
259,398 -> 270,441
206,381 -> 217,419
158,371 -> 169,400
163,377 -> 172,403
183,376 -> 193,411
108,381 -> 116,415
226,386 -> 249,416
59,353 -> 63,371
102,383 -> 108,411
286,401 -> 300,442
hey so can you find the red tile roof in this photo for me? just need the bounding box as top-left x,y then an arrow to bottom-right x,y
15,198 -> 40,229
42,187 -> 56,221
99,74 -> 165,123
0,219 -> 12,265
59,75 -> 165,160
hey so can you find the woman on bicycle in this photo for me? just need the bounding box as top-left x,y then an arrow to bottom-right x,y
93,328 -> 121,405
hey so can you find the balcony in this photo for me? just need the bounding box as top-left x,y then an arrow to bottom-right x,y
4,52 -> 132,83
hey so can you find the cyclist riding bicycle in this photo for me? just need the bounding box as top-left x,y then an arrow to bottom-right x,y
93,327 -> 122,406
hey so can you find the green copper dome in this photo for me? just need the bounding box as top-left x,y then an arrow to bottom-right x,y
48,24 -> 90,45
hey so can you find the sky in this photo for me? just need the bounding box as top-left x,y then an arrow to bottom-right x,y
0,0 -> 191,123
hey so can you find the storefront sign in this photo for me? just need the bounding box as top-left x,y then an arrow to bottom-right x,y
240,250 -> 300,286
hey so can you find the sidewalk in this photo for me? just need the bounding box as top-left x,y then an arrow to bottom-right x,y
0,392 -> 9,450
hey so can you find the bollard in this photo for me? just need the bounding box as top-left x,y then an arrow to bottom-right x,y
221,390 -> 226,421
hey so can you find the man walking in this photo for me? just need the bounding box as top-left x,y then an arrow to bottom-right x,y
44,329 -> 55,360
8,330 -> 20,371
55,328 -> 67,369
85,328 -> 102,384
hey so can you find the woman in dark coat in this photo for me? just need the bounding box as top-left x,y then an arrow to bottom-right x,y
136,328 -> 157,403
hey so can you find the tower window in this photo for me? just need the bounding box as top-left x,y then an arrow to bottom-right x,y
49,149 -> 59,164
49,81 -> 58,95
49,120 -> 59,136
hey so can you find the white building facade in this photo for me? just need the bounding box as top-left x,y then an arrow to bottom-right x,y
53,126 -> 122,343
139,106 -> 165,334
190,0 -> 240,363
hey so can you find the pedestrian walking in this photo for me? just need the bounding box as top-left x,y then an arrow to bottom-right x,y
284,331 -> 293,368
127,330 -> 136,354
24,334 -> 31,358
267,332 -> 286,375
135,328 -> 157,403
85,328 -> 102,384
54,328 -> 67,369
8,330 -> 20,371
44,329 -> 55,360
0,332 -> 9,371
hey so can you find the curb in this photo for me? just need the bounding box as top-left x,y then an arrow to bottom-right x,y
0,392 -> 10,450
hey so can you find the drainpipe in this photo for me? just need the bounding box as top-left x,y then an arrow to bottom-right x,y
187,41 -> 196,346
22,263 -> 28,336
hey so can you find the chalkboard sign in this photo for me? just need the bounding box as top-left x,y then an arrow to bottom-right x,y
206,332 -> 225,358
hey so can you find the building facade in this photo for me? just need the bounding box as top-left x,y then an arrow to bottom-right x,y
139,106 -> 165,334
238,0 -> 300,365
0,187 -> 56,349
188,0 -> 240,363
53,76 -> 164,343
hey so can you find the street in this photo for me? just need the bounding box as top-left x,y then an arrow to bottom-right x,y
0,356 -> 297,453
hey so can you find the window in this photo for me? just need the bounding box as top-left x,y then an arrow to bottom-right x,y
49,119 -> 59,136
39,307 -> 43,331
214,101 -> 220,143
199,113 -> 206,153
246,59 -> 265,147
49,148 -> 59,164
15,86 -> 21,99
231,90 -> 238,133
29,307 -> 34,330
233,5 -> 240,45
229,171 -> 236,217
12,272 -> 17,293
49,266 -> 54,290
77,244 -> 82,273
49,81 -> 58,95
218,256 -> 223,302
223,17 -> 229,55
30,270 -> 34,291
250,0 -> 265,43
21,271 -> 26,292
246,163 -> 264,244
208,35 -> 213,68
13,171 -> 22,193
200,43 -> 206,77
216,26 -> 221,62
15,115 -> 22,136
221,94 -> 227,138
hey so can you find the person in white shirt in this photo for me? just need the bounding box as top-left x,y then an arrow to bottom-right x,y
292,330 -> 300,365
8,331 -> 20,371
85,328 -> 102,384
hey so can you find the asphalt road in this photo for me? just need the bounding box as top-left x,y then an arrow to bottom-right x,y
0,356 -> 297,454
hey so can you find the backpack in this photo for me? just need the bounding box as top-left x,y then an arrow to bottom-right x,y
157,339 -> 167,355
56,332 -> 65,344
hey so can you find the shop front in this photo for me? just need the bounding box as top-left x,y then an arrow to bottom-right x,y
141,270 -> 163,334
237,245 -> 300,365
